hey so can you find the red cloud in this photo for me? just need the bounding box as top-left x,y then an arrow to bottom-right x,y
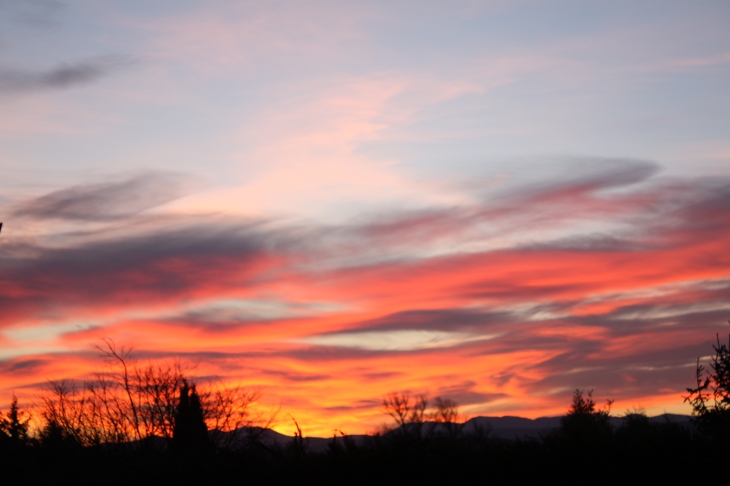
1,170 -> 729,435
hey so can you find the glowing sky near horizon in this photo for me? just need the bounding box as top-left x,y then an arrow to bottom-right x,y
1,0 -> 729,436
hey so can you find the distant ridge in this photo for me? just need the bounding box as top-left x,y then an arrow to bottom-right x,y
227,414 -> 693,453
463,413 -> 692,440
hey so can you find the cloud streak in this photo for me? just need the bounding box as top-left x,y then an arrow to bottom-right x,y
1,164 -> 729,435
13,172 -> 189,221
0,56 -> 133,94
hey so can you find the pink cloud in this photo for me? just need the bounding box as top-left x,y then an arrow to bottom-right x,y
1,167 -> 729,435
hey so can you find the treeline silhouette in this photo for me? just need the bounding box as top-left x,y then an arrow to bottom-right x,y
1,331 -> 728,485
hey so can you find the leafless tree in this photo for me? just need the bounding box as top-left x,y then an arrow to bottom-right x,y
430,396 -> 465,440
203,382 -> 274,449
37,379 -> 92,446
382,392 -> 468,440
35,339 -> 270,450
382,392 -> 428,437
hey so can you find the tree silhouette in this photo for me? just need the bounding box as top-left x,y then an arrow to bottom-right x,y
558,389 -> 613,447
35,339 -> 268,450
0,394 -> 30,447
382,392 -> 428,438
431,396 -> 464,441
684,327 -> 730,441
173,379 -> 209,451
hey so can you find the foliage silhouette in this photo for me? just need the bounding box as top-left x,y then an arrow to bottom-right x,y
172,379 -> 209,452
4,336 -> 730,484
0,384 -> 719,486
684,326 -> 730,442
0,394 -> 30,446
556,389 -> 613,444
563,389 -> 612,425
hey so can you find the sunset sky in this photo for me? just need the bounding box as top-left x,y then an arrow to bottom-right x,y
1,0 -> 729,436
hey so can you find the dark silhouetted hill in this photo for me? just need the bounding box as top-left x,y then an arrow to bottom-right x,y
462,413 -> 691,440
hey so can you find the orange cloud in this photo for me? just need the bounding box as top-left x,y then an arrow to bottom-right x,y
1,168 -> 729,436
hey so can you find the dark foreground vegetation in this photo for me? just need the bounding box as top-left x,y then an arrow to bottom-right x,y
1,332 -> 728,485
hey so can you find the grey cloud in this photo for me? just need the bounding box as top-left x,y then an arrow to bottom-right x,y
0,357 -> 46,374
340,309 -> 508,334
513,310 -> 730,402
520,234 -> 654,252
13,172 -> 189,221
10,224 -> 267,274
3,0 -> 65,28
474,159 -> 661,225
461,281 -> 585,302
129,349 -> 264,363
324,399 -> 385,413
347,158 -> 662,251
575,158 -> 659,189
0,222 -> 281,326
671,182 -> 730,230
530,344 -> 706,399
260,369 -> 331,382
362,371 -> 402,380
0,56 -> 133,94
2,166 -> 728,354
433,381 -> 506,406
502,158 -> 660,199
561,301 -> 730,336
284,346 -> 396,361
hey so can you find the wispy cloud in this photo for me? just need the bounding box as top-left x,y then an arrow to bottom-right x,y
13,172 -> 189,221
297,329 -> 498,351
0,56 -> 134,94
0,0 -> 65,29
1,163 -> 729,434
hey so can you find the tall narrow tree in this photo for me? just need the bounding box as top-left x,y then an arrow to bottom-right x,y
0,394 -> 30,446
173,379 -> 209,451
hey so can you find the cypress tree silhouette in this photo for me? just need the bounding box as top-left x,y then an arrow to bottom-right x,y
0,394 -> 30,446
173,379 -> 209,451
